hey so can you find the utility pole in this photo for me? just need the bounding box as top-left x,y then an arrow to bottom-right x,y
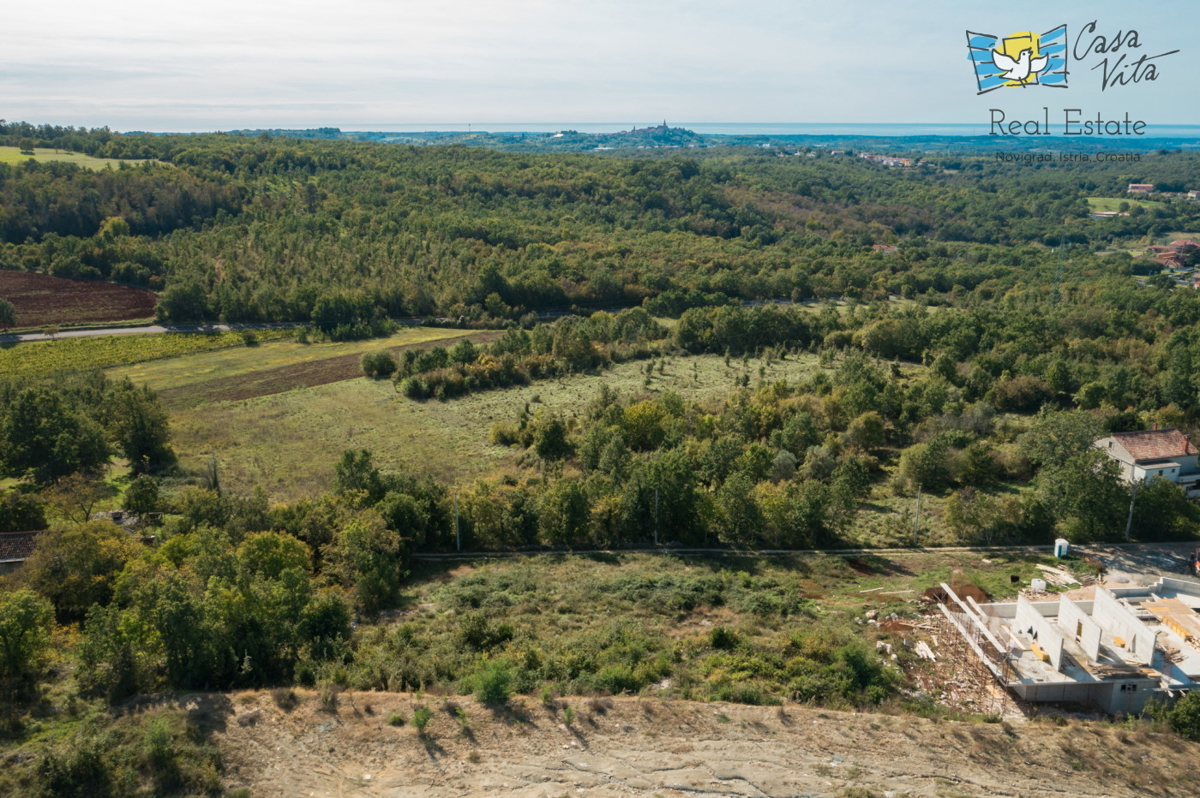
1125,481 -> 1139,542
913,485 -> 922,547
454,489 -> 460,552
654,488 -> 660,547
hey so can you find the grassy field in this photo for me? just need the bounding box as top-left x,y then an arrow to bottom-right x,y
1086,197 -> 1157,212
0,329 -> 293,379
0,146 -> 153,169
321,549 -> 1084,706
170,352 -> 829,501
108,326 -> 478,397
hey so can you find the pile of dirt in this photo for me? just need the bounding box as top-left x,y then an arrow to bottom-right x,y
192,690 -> 1200,797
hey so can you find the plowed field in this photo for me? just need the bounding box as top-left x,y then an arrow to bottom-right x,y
0,271 -> 157,327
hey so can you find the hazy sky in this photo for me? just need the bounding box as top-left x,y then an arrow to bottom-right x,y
2,0 -> 1196,132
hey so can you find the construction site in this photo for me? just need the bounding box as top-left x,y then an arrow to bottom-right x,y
933,574 -> 1200,716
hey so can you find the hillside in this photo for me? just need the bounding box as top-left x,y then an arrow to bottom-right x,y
209,691 -> 1199,797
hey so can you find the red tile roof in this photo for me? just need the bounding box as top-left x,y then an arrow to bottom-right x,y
0,531 -> 39,562
1113,428 -> 1199,463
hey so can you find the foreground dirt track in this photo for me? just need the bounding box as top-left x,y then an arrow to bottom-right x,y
202,691 -> 1199,797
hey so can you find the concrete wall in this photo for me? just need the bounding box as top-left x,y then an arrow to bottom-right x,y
1016,595 -> 1065,671
1012,679 -> 1160,715
1057,595 -> 1103,662
1093,588 -> 1157,662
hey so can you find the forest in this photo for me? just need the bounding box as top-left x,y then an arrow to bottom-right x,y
5,123 -> 1200,795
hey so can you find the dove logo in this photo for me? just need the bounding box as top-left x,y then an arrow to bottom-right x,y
966,25 -> 1069,94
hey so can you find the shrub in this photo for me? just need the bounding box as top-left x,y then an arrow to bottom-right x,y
271,687 -> 299,711
0,589 -> 54,685
709,626 -> 739,651
411,706 -> 432,734
361,350 -> 398,378
388,712 -> 405,727
1168,691 -> 1200,740
318,681 -> 341,712
472,660 -> 513,706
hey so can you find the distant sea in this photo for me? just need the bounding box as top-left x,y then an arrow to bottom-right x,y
348,122 -> 1200,138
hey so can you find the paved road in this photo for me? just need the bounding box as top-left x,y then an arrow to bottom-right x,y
0,305 -> 642,344
1,322 -> 303,343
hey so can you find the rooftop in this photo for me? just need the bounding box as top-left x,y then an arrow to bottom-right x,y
1110,428 -> 1198,463
0,531 -> 39,563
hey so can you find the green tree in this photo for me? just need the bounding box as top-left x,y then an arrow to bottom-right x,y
21,522 -> 143,620
330,517 -> 406,614
1168,691 -> 1200,741
1035,450 -> 1127,542
1018,409 -> 1102,472
533,416 -> 571,462
0,590 -> 54,688
0,297 -> 15,329
122,474 -> 160,515
716,472 -> 761,544
106,379 -> 174,472
238,531 -> 311,579
17,137 -> 35,154
0,387 -> 110,484
537,479 -> 590,545
154,281 -> 211,323
898,439 -> 952,493
0,488 -> 46,532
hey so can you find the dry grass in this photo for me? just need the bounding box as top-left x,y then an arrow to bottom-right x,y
169,352 -> 821,501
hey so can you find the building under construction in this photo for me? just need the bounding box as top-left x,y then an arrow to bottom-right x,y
938,577 -> 1200,715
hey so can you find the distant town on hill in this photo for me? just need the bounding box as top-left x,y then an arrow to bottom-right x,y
224,123 -> 1200,154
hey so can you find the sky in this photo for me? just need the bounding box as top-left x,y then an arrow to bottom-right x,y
1,0 -> 1197,132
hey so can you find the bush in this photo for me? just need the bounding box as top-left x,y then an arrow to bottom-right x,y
708,626 -> 739,650
471,660 -> 513,705
1168,691 -> 1200,740
411,705 -> 432,734
387,712 -> 405,727
122,474 -> 160,515
361,350 -> 398,378
0,589 -> 54,686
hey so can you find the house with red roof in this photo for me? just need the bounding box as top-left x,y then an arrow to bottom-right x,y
1095,428 -> 1200,497
1128,184 -> 1155,194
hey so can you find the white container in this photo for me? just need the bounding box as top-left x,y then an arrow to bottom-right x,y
1031,578 -> 1048,592
1054,538 -> 1071,558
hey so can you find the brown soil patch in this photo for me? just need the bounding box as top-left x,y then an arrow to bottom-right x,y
159,330 -> 503,407
0,270 -> 156,327
201,690 -> 1200,797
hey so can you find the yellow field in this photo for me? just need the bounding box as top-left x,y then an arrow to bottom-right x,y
0,146 -> 153,169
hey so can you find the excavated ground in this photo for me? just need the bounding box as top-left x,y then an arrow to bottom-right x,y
196,689 -> 1200,797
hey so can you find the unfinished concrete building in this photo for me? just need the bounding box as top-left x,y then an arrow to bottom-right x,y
938,578 -> 1200,715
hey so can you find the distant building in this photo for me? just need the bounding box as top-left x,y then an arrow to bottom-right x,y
0,531 -> 39,575
1094,428 -> 1200,497
1189,190 -> 1199,200
1089,211 -> 1119,220
1128,184 -> 1155,194
872,244 -> 898,253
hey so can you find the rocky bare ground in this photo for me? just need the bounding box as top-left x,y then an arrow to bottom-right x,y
198,689 -> 1199,798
